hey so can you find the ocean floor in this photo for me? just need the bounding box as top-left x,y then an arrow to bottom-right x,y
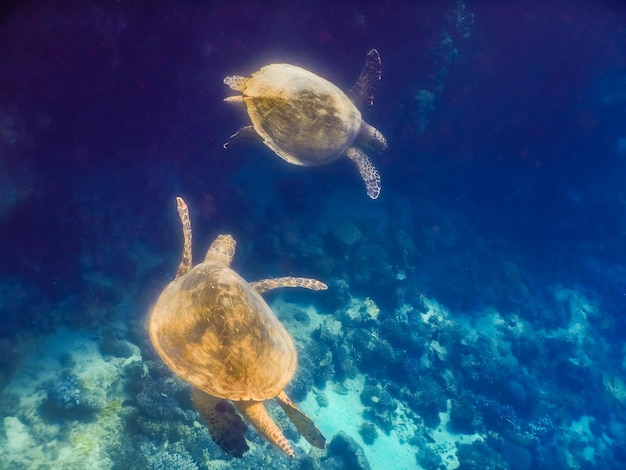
300,375 -> 483,470
1,326 -> 142,469
0,280 -> 625,469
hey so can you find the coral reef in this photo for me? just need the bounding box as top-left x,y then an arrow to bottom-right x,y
3,182 -> 624,469
358,421 -> 379,445
40,371 -> 106,420
359,379 -> 397,432
330,220 -> 363,246
322,432 -> 372,470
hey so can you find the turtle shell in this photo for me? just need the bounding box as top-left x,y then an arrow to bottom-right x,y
241,64 -> 362,166
149,261 -> 297,401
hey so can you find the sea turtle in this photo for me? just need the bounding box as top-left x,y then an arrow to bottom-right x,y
223,49 -> 387,199
148,197 -> 327,458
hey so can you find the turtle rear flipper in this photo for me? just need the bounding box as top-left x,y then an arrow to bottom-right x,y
347,49 -> 382,108
223,125 -> 262,149
250,277 -> 328,294
191,388 -> 249,458
276,391 -> 326,449
346,147 -> 381,199
224,75 -> 248,91
236,400 -> 296,458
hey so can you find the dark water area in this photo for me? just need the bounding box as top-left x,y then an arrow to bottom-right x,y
1,1 -> 626,469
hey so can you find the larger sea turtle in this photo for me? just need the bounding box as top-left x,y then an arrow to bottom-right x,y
223,49 -> 387,199
148,197 -> 327,458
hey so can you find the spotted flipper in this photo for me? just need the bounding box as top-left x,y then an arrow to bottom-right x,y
223,125 -> 262,149
250,277 -> 328,295
276,391 -> 326,450
175,197 -> 193,279
235,400 -> 295,458
204,234 -> 236,267
224,75 -> 248,91
347,49 -> 382,108
346,147 -> 381,199
191,388 -> 249,458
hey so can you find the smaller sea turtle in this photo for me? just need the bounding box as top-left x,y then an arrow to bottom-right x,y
224,49 -> 387,199
149,197 -> 327,458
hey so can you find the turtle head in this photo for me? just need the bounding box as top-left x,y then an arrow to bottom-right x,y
359,121 -> 387,152
205,234 -> 236,267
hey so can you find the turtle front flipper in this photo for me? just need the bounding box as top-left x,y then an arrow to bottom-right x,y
223,125 -> 263,150
175,197 -> 193,279
276,391 -> 326,450
346,147 -> 381,199
235,400 -> 295,458
347,49 -> 382,108
250,277 -> 328,295
191,388 -> 249,458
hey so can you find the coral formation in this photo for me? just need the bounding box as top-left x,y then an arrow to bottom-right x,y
331,220 -> 363,246
358,421 -> 378,445
323,432 -> 372,470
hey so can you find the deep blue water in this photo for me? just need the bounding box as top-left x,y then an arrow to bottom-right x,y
1,1 -> 626,469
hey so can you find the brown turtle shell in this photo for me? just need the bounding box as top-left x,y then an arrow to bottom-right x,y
149,261 -> 297,401
240,64 -> 362,166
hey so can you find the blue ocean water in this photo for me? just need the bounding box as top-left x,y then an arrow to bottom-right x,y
1,0 -> 626,468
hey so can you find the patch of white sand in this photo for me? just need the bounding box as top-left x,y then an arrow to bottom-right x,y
271,295 -> 328,344
299,375 -> 419,470
275,298 -> 487,469
566,415 -> 614,465
3,416 -> 35,452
